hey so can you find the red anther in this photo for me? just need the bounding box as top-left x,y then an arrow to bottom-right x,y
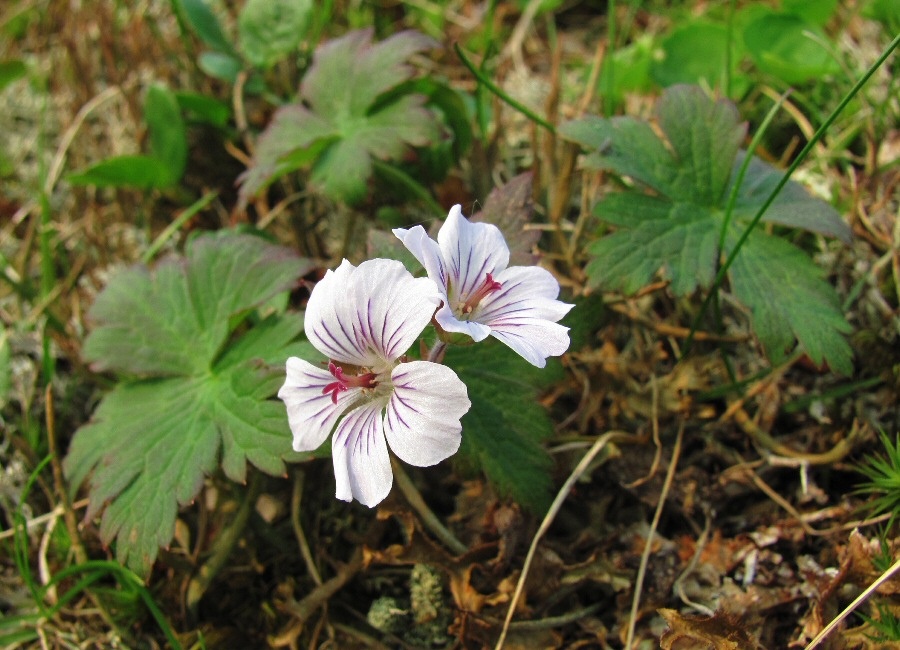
322,361 -> 378,404
462,272 -> 502,314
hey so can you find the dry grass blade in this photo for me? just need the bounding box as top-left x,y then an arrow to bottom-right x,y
624,421 -> 685,649
804,554 -> 900,649
494,429 -> 629,649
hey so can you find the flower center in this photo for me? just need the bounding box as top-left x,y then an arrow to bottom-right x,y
322,361 -> 378,404
460,273 -> 502,317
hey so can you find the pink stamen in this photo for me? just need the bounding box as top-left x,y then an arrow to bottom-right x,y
322,361 -> 378,404
462,273 -> 502,314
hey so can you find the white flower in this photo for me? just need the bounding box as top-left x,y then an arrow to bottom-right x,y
393,205 -> 574,367
278,258 -> 470,508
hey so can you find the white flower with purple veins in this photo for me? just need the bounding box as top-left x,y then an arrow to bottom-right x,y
278,258 -> 471,508
393,205 -> 574,368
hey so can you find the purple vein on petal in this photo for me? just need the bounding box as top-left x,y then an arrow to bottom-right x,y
314,322 -> 357,360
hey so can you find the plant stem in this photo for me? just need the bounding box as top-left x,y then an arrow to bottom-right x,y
455,43 -> 556,133
185,472 -> 263,620
391,457 -> 467,556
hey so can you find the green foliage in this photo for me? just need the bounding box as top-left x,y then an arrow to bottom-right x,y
174,90 -> 231,129
651,22 -> 749,98
856,431 -> 900,525
445,342 -> 560,512
68,85 -> 187,190
597,35 -> 655,109
560,85 -> 853,373
743,13 -> 840,84
238,0 -> 311,69
0,59 -> 26,92
864,0 -> 900,33
3,459 -> 183,648
860,601 -> 900,643
63,231 -> 314,575
239,29 -> 442,205
172,0 -> 235,56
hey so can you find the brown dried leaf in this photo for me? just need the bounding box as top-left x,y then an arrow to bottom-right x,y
471,172 -> 540,266
659,608 -> 760,650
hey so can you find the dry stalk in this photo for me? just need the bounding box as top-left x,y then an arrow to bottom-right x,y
624,421 -> 685,649
494,429 -> 633,650
804,554 -> 900,650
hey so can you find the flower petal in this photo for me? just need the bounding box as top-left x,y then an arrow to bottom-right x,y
434,304 -> 492,342
352,259 -> 441,361
331,399 -> 392,507
305,258 -> 440,367
477,266 -> 574,324
278,357 -> 355,452
383,361 -> 469,466
392,225 -> 449,303
489,318 -> 571,368
305,260 -> 375,366
437,205 -> 510,303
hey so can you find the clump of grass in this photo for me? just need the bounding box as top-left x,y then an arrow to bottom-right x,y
856,431 -> 900,525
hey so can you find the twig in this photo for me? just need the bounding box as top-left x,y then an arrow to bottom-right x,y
391,457 -> 467,556
804,554 -> 900,650
495,430 -> 631,649
282,548 -> 364,625
732,405 -> 861,465
455,43 -> 555,133
508,603 -> 603,631
0,498 -> 89,540
503,0 -> 542,72
624,421 -> 685,649
672,510 -> 715,616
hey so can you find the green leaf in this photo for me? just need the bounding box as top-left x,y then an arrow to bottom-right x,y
781,0 -> 838,25
238,0 -> 311,69
561,85 -> 853,372
65,232 -> 314,575
586,196 -> 721,295
83,231 -> 309,376
173,0 -> 235,55
239,28 -> 441,205
145,85 -> 187,184
445,342 -> 558,512
175,90 -> 231,128
731,153 -> 850,242
197,50 -> 243,83
597,35 -> 655,109
743,13 -> 840,84
726,229 -> 853,373
651,22 -> 749,97
66,155 -> 174,190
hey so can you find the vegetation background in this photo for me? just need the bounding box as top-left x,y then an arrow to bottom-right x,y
0,0 -> 898,648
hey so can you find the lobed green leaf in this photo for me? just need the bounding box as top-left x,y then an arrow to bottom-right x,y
238,28 -> 441,205
238,0 -> 311,69
726,229 -> 853,374
445,343 -> 559,512
563,85 -> 853,371
66,231 -> 314,575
